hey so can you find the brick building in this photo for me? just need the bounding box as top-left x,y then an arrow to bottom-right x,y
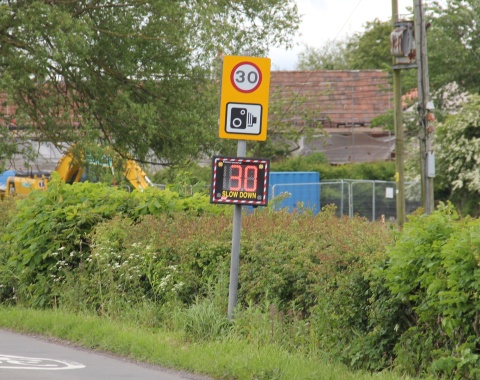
269,70 -> 395,164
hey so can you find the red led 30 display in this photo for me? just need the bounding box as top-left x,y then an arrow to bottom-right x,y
210,156 -> 269,206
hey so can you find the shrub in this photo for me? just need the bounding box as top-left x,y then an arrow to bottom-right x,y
74,205 -> 394,369
0,174 -> 224,307
45,204 -> 393,333
270,154 -> 395,181
56,213 -> 232,314
383,202 -> 480,378
0,196 -> 18,303
13,175 -> 471,376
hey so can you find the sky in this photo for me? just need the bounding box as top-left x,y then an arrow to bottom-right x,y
269,0 -> 412,70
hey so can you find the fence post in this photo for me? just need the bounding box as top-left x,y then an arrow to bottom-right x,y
340,180 -> 344,216
372,181 -> 376,222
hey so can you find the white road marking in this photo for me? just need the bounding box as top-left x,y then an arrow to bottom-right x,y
0,354 -> 85,370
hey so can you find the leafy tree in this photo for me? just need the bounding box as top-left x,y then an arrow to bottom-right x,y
295,19 -> 394,72
0,0 -> 300,166
0,128 -> 19,171
428,0 -> 480,93
435,94 -> 480,215
296,19 -> 393,72
344,19 -> 392,70
295,39 -> 350,71
296,1 -> 480,95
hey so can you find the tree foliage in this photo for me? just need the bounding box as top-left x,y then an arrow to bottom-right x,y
344,19 -> 392,71
0,0 -> 300,165
344,18 -> 416,92
428,0 -> 480,93
434,94 -> 480,214
384,203 -> 480,378
295,19 -> 393,72
297,19 -> 392,70
249,87 -> 326,159
295,19 -> 417,93
0,173 -> 226,306
295,39 -> 350,71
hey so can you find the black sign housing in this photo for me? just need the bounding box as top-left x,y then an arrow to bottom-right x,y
210,156 -> 269,206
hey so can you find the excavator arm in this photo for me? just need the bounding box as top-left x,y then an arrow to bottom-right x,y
123,160 -> 153,191
55,153 -> 83,184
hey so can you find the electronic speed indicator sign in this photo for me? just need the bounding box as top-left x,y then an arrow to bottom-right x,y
211,156 -> 269,206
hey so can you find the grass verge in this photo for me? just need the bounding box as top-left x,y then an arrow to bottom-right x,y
0,306 -> 415,380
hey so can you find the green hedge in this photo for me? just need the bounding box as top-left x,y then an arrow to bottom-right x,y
0,174 -> 226,307
270,153 -> 395,181
3,177 -> 480,379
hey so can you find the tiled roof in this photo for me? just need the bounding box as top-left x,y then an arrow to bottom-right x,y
269,70 -> 395,164
269,70 -> 392,128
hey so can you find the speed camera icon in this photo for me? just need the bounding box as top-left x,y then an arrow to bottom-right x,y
225,103 -> 262,135
230,107 -> 256,129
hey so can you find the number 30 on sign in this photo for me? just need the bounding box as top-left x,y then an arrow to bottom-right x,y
230,62 -> 262,93
210,156 -> 269,206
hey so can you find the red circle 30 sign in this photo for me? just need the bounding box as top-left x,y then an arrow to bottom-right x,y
230,62 -> 263,93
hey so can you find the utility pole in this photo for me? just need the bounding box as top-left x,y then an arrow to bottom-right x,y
391,0 -> 406,227
414,0 -> 434,214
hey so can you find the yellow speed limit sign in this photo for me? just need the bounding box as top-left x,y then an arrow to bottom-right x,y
219,56 -> 271,141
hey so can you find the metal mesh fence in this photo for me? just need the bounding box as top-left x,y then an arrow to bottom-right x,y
271,180 -> 421,222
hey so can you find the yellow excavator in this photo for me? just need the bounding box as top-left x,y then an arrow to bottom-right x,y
0,150 -> 154,198
0,171 -> 49,197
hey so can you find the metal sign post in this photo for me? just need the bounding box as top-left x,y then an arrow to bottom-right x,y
228,141 -> 245,320
214,55 -> 271,320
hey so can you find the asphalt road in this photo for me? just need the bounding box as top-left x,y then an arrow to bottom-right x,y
0,329 -> 211,380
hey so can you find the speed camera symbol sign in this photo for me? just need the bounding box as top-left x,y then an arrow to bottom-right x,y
226,103 -> 262,135
219,56 -> 270,141
231,62 -> 262,93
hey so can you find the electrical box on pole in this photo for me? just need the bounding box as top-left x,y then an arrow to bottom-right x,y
391,20 -> 417,69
